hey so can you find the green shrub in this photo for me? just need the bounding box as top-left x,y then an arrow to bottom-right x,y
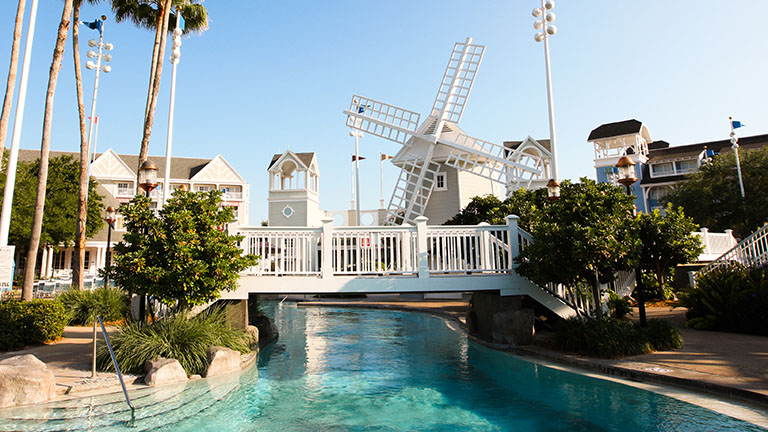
0,300 -> 68,351
641,272 -> 676,301
607,292 -> 632,319
554,317 -> 682,359
681,263 -> 768,335
97,307 -> 250,375
59,286 -> 130,325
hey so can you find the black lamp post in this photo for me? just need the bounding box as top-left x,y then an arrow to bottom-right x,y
104,206 -> 116,289
616,155 -> 647,327
137,161 -> 158,325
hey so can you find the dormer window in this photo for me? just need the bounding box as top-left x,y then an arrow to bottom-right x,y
651,162 -> 674,176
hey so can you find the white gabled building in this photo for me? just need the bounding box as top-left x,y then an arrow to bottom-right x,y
18,149 -> 250,279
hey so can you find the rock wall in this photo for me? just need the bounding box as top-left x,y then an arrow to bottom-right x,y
468,292 -> 536,346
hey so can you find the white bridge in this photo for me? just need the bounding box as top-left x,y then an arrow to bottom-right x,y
222,216 -> 595,319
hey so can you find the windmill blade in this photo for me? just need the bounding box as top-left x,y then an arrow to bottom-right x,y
343,95 -> 422,146
431,39 -> 485,125
439,132 -> 542,184
385,155 -> 441,226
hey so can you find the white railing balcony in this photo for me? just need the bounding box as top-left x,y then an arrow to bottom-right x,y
223,191 -> 243,200
693,228 -> 738,261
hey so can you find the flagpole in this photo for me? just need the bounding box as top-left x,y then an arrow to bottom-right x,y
353,131 -> 362,226
85,19 -> 106,181
379,154 -> 385,209
729,116 -> 746,198
350,154 -> 355,212
0,0 -> 40,245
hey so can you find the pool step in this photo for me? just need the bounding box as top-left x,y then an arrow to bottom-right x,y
0,376 -> 240,432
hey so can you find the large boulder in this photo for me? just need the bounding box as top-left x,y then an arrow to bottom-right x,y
0,354 -> 56,408
205,346 -> 241,377
492,308 -> 535,346
246,325 -> 260,350
144,358 -> 188,386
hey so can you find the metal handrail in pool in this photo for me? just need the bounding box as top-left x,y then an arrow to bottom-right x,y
97,315 -> 135,413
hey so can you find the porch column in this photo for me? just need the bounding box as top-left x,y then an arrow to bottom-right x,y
45,247 -> 53,278
320,217 -> 334,278
415,216 -> 429,279
39,247 -> 49,279
506,215 -> 519,270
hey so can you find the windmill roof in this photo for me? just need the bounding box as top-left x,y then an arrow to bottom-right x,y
588,119 -> 644,141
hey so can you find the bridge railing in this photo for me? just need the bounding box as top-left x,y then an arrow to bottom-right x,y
237,215 -> 521,278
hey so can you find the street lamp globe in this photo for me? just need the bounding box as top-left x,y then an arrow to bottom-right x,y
138,160 -> 159,193
546,178 -> 560,201
616,155 -> 638,187
105,206 -> 117,225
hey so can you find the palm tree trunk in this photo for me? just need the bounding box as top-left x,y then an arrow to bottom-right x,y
21,0 -> 74,301
72,0 -> 88,291
0,0 -> 26,151
137,0 -> 172,175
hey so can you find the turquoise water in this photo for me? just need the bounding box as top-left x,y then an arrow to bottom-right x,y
0,303 -> 765,431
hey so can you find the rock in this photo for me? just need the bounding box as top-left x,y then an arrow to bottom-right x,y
0,355 -> 56,408
251,315 -> 279,348
143,358 -> 188,386
465,310 -> 478,334
189,374 -> 202,380
205,346 -> 241,377
246,325 -> 259,350
492,308 -> 535,346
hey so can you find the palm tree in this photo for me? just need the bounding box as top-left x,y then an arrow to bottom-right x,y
71,0 -> 102,290
21,0 -> 75,300
0,0 -> 26,152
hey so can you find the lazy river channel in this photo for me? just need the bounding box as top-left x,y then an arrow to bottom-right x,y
0,303 -> 766,431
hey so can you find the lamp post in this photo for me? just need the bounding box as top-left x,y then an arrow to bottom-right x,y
533,0 -> 560,199
546,178 -> 560,201
350,130 -> 364,225
728,117 -> 746,199
137,161 -> 158,325
103,206 -> 116,289
616,155 -> 647,326
84,16 -> 114,183
163,11 -> 183,207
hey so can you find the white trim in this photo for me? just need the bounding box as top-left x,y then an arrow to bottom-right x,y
189,154 -> 248,184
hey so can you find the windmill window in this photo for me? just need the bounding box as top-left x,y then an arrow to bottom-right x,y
435,173 -> 447,191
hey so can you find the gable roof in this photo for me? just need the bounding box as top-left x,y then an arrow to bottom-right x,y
588,119 -> 644,141
268,151 -> 315,170
647,134 -> 768,162
504,138 -> 551,153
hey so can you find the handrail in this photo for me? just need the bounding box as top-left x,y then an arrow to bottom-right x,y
97,315 -> 134,412
697,224 -> 768,278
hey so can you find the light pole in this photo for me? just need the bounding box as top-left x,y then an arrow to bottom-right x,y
84,16 -> 114,182
103,206 -> 116,289
546,178 -> 560,201
163,11 -> 183,207
616,155 -> 647,326
532,0 -> 560,199
350,130 -> 364,225
137,161 -> 158,325
1,0 -> 41,246
729,117 -> 746,199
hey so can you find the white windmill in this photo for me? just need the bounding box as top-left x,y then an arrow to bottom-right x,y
344,37 -> 545,226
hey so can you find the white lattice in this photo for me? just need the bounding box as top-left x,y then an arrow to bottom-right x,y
385,156 -> 441,226
431,40 -> 485,124
344,95 -> 421,146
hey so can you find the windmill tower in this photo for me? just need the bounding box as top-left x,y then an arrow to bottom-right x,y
344,38 -> 544,226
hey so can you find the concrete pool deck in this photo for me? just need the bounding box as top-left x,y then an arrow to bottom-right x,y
0,297 -> 766,412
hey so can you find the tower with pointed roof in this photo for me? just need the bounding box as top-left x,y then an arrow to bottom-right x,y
267,150 -> 320,227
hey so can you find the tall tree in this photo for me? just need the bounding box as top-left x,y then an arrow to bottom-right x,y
71,0 -> 93,290
0,0 -> 26,150
21,0 -> 75,301
665,146 -> 768,238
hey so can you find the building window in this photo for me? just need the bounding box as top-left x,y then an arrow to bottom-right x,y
227,206 -> 239,220
52,251 -> 66,270
434,172 -> 447,191
83,251 -> 90,270
197,185 -> 212,192
117,183 -> 133,196
675,159 -> 697,174
282,205 -> 294,219
651,162 -> 674,177
114,215 -> 125,231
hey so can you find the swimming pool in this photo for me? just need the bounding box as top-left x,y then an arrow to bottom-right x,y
0,303 -> 765,431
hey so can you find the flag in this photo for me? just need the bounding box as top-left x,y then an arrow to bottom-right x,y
380,153 -> 393,161
357,104 -> 370,114
81,19 -> 102,34
731,120 -> 745,129
352,155 -> 366,162
705,148 -> 717,158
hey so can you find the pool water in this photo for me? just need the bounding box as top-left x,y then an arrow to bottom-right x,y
0,303 -> 765,431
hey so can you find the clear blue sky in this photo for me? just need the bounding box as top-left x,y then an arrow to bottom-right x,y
1,1 -> 766,225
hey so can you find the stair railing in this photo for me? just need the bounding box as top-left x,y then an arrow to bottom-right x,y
97,315 -> 134,413
696,224 -> 768,280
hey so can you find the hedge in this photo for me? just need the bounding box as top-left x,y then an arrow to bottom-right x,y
0,299 -> 68,352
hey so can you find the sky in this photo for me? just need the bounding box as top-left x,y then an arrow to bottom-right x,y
0,1 -> 766,225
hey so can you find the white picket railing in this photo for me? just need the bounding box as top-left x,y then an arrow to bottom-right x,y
240,227 -> 322,276
331,227 -> 418,275
426,225 -> 513,274
697,224 -> 768,278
